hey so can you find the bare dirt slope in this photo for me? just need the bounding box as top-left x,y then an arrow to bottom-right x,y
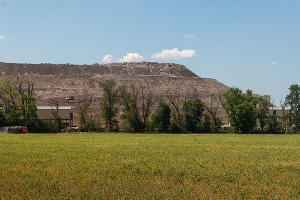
0,62 -> 229,122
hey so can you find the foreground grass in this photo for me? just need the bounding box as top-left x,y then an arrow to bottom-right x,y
0,134 -> 299,199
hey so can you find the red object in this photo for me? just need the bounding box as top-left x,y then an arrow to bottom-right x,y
22,126 -> 29,133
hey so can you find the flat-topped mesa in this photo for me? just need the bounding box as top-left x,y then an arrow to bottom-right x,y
0,61 -> 230,124
0,62 -> 199,78
0,60 -> 229,105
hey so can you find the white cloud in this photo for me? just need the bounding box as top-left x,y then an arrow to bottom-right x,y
271,61 -> 277,65
184,33 -> 195,39
151,48 -> 196,60
102,54 -> 113,63
118,52 -> 144,62
0,35 -> 7,40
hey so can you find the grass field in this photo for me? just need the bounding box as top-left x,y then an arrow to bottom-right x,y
0,134 -> 299,199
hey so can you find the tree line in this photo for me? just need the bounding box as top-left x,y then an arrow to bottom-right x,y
0,76 -> 63,132
78,80 -> 222,133
79,80 -> 300,133
221,86 -> 300,133
0,77 -> 299,133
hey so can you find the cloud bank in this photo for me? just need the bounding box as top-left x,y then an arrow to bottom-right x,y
118,53 -> 144,62
0,35 -> 7,40
102,49 -> 196,63
184,33 -> 195,39
102,54 -> 113,63
151,48 -> 196,60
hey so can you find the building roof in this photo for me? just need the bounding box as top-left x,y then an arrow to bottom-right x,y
269,106 -> 290,110
37,106 -> 72,110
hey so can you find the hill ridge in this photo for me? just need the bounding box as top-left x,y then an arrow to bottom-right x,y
0,62 -> 199,78
0,61 -> 229,122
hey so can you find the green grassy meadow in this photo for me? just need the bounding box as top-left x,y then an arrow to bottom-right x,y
0,134 -> 299,199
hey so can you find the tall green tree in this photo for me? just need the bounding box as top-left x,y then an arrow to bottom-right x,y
99,80 -> 119,131
16,77 -> 40,131
182,99 -> 205,133
205,95 -> 223,133
118,85 -> 143,132
266,113 -> 281,133
279,101 -> 290,133
150,102 -> 171,132
140,86 -> 155,131
222,88 -> 257,133
168,92 -> 184,132
49,100 -> 63,132
256,95 -> 272,132
78,100 -> 91,132
0,78 -> 21,125
0,76 -> 39,131
285,84 -> 300,130
0,110 -> 5,127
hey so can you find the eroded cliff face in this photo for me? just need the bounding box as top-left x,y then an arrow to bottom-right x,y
0,62 -> 229,123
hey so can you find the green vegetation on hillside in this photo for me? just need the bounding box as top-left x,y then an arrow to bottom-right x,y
1,76 -> 299,133
0,134 -> 299,199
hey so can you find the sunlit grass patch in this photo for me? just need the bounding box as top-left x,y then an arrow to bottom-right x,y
0,134 -> 299,199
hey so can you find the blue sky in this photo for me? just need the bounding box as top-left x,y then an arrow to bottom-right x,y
0,0 -> 299,105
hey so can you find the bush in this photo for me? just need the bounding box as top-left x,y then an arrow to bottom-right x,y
37,120 -> 61,133
85,119 -> 103,132
170,121 -> 183,133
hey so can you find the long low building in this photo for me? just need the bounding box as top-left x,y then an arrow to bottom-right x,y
37,106 -> 74,128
